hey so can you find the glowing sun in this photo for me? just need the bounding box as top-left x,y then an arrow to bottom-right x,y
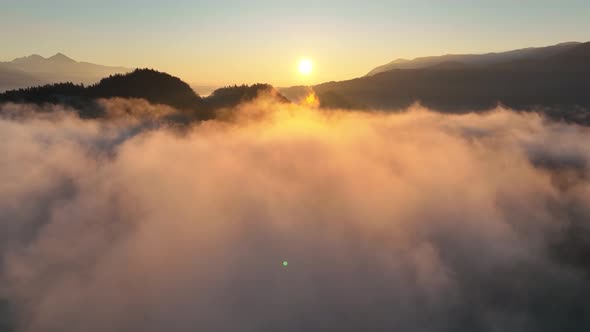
298,59 -> 313,75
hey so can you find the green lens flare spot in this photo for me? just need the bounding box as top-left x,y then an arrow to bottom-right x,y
282,261 -> 288,267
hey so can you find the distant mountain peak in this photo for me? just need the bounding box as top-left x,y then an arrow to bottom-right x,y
0,53 -> 132,92
9,53 -> 77,65
391,58 -> 410,64
11,54 -> 45,63
48,53 -> 76,63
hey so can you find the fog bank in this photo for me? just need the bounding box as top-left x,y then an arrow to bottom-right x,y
1,99 -> 589,331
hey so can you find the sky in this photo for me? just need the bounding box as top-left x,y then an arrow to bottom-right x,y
1,0 -> 589,86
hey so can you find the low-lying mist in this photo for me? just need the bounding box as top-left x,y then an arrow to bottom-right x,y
1,96 -> 590,332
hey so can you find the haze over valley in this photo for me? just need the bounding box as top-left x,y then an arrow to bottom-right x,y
1,1 -> 590,331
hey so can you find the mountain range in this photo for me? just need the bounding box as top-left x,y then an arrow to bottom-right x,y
280,41 -> 590,123
0,53 -> 130,92
365,42 -> 581,76
2,41 -> 590,124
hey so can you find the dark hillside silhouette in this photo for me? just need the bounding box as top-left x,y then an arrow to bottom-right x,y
0,69 -> 204,118
0,70 -> 290,121
365,42 -> 581,76
278,41 -> 590,124
88,69 -> 202,110
205,84 -> 288,110
0,69 -> 202,108
0,82 -> 86,105
549,42 -> 590,64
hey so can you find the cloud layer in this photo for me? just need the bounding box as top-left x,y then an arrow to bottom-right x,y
1,99 -> 590,332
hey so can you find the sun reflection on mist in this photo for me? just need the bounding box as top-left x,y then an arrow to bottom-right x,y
302,91 -> 320,108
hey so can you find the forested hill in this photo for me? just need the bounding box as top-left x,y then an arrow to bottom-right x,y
0,69 -> 289,120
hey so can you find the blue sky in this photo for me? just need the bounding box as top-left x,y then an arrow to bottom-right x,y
1,0 -> 589,85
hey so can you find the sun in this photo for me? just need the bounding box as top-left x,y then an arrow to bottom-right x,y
298,58 -> 313,75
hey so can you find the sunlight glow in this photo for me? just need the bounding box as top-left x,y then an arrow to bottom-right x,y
298,59 -> 313,75
303,91 -> 320,108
